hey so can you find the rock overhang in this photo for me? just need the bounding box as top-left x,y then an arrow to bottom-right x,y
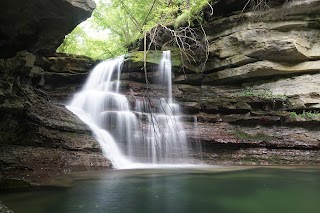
0,0 -> 95,58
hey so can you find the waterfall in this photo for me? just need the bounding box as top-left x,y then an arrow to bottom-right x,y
67,51 -> 190,169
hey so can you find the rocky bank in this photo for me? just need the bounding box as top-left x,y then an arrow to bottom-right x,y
0,201 -> 13,213
0,0 -> 110,188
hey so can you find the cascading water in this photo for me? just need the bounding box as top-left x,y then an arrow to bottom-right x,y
67,51 -> 190,169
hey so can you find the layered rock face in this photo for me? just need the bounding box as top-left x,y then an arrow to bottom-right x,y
0,0 -> 110,186
0,51 -> 110,185
177,0 -> 320,164
123,0 -> 320,165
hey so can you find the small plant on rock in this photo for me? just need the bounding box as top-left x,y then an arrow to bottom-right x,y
289,110 -> 320,118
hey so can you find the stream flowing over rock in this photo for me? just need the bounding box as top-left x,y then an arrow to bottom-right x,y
1,0 -> 320,186
124,0 -> 320,165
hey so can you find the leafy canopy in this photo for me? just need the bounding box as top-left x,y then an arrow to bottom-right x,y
57,0 -> 211,60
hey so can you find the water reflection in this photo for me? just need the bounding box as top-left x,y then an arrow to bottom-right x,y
1,168 -> 320,213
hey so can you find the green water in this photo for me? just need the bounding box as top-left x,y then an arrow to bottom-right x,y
1,167 -> 320,213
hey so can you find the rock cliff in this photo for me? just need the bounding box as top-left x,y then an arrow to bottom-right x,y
123,0 -> 320,165
185,0 -> 320,164
1,0 -> 320,187
0,0 -> 110,187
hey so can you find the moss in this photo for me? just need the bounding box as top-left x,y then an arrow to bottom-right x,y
174,12 -> 190,28
126,50 -> 182,67
173,0 -> 209,28
233,130 -> 275,141
289,110 -> 320,118
236,88 -> 287,100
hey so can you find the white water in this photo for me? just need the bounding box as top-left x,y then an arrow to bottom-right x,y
67,51 -> 190,169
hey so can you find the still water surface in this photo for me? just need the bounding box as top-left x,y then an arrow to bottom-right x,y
1,167 -> 320,213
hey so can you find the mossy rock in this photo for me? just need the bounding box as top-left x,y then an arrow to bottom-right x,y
125,50 -> 182,67
233,130 -> 275,141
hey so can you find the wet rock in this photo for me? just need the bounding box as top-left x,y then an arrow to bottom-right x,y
0,51 -> 111,185
185,122 -> 320,165
34,52 -> 97,102
0,201 -> 14,213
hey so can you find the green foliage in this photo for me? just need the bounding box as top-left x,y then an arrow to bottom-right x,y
289,112 -> 298,118
57,0 -> 212,59
289,111 -> 320,118
174,12 -> 190,27
174,0 -> 211,27
238,88 -> 287,100
92,0 -> 157,46
57,24 -> 126,60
